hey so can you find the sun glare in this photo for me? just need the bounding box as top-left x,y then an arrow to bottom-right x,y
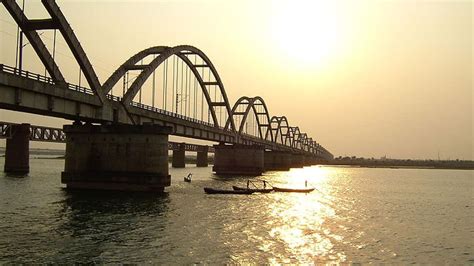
271,0 -> 346,68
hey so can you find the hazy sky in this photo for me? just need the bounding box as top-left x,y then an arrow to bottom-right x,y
0,0 -> 472,160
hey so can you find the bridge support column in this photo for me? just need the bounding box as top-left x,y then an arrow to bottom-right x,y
196,146 -> 208,167
4,123 -> 30,174
291,153 -> 305,168
264,151 -> 291,171
61,124 -> 172,192
213,143 -> 264,175
172,143 -> 186,168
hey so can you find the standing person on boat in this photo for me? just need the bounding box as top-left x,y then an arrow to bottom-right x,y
247,180 -> 250,189
305,180 -> 308,187
263,180 -> 267,188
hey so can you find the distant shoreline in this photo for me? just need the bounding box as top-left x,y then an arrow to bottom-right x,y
0,148 -> 471,170
325,163 -> 473,171
326,159 -> 474,170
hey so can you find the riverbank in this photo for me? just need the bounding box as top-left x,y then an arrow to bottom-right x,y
327,159 -> 474,170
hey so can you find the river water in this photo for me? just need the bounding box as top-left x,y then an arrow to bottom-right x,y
0,158 -> 473,264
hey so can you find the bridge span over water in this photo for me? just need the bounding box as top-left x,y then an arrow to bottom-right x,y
0,0 -> 332,192
0,121 -> 215,168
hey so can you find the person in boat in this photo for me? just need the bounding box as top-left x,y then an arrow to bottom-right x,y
185,173 -> 192,182
247,180 -> 250,189
263,180 -> 267,188
305,180 -> 308,187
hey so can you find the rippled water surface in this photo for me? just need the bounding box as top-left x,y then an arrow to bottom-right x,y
0,158 -> 473,263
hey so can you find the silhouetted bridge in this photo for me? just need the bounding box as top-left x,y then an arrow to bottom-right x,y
0,121 -> 214,167
0,0 -> 332,192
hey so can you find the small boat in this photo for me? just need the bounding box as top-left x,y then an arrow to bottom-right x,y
273,187 -> 315,193
204,187 -> 254,195
184,173 -> 192,182
232,186 -> 273,193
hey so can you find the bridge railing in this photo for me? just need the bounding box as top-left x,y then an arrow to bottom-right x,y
0,121 -> 13,138
0,64 -> 95,95
30,125 -> 66,142
168,142 -> 215,153
0,64 -> 54,84
0,121 -> 216,152
106,94 -> 122,101
130,101 -> 219,129
67,83 -> 94,95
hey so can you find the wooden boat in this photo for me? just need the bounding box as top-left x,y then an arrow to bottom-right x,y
232,186 -> 273,193
204,187 -> 254,195
273,186 -> 315,193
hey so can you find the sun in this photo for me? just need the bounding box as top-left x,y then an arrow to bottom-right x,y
270,0 -> 346,68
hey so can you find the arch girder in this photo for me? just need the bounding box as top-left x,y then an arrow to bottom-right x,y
252,97 -> 273,142
102,46 -> 170,94
121,45 -> 235,130
271,116 -> 290,146
42,0 -> 107,103
289,127 -> 301,148
299,133 -> 308,151
228,96 -> 273,140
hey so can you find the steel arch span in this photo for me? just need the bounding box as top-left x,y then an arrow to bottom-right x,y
288,126 -> 302,149
103,45 -> 236,130
269,116 -> 291,146
226,96 -> 273,141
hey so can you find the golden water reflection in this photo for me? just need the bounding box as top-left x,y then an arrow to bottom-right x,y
263,166 -> 347,263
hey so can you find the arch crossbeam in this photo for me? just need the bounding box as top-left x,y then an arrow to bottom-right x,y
102,46 -> 169,94
2,0 -> 64,83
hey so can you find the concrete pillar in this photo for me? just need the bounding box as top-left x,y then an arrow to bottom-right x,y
172,143 -> 186,168
4,123 -> 30,174
213,143 -> 264,175
196,146 -> 208,167
264,150 -> 291,171
291,153 -> 305,168
61,124 -> 172,192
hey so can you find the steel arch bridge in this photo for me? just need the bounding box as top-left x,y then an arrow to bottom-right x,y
0,0 -> 333,160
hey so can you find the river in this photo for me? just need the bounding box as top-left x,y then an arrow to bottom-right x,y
0,158 -> 472,263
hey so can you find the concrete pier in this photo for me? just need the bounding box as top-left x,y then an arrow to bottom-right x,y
61,124 -> 172,192
264,150 -> 291,171
291,153 -> 306,168
196,146 -> 209,167
213,143 -> 264,175
4,123 -> 30,174
172,143 -> 185,168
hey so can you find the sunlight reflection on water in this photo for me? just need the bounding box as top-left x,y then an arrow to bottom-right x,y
1,160 -> 473,264
259,167 -> 347,263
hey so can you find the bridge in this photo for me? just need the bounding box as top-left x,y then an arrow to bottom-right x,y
0,0 -> 333,192
0,121 -> 214,168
